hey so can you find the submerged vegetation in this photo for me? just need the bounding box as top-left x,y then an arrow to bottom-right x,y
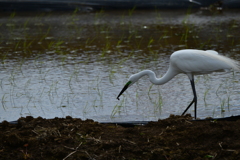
0,9 -> 240,121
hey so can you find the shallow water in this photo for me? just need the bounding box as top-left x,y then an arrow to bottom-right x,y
0,9 -> 240,122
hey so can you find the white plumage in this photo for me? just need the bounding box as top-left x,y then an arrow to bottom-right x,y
171,49 -> 239,74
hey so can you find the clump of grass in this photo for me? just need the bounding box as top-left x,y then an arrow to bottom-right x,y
1,93 -> 7,111
203,88 -> 210,107
111,100 -> 125,118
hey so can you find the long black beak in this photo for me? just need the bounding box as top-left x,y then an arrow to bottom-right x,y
117,82 -> 131,100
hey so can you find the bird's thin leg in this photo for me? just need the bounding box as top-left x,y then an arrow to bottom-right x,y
181,77 -> 197,119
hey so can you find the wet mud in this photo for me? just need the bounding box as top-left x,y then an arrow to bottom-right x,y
1,115 -> 240,160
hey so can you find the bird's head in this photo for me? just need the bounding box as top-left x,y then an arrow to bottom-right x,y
116,74 -> 139,100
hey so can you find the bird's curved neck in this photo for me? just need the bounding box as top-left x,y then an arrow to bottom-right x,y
137,68 -> 177,85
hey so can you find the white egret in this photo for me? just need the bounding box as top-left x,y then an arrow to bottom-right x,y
117,49 -> 240,119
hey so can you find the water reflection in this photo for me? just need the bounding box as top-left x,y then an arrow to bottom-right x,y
0,9 -> 240,122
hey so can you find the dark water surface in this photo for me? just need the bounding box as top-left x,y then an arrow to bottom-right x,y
0,9 -> 240,122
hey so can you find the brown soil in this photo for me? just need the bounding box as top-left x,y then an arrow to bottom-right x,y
1,114 -> 240,160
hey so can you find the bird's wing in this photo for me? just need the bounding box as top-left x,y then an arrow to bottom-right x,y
171,50 -> 239,74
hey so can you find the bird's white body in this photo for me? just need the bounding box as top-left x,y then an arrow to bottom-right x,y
171,49 -> 238,76
117,49 -> 239,119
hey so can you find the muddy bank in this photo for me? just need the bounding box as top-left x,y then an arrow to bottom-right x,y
1,115 -> 240,160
